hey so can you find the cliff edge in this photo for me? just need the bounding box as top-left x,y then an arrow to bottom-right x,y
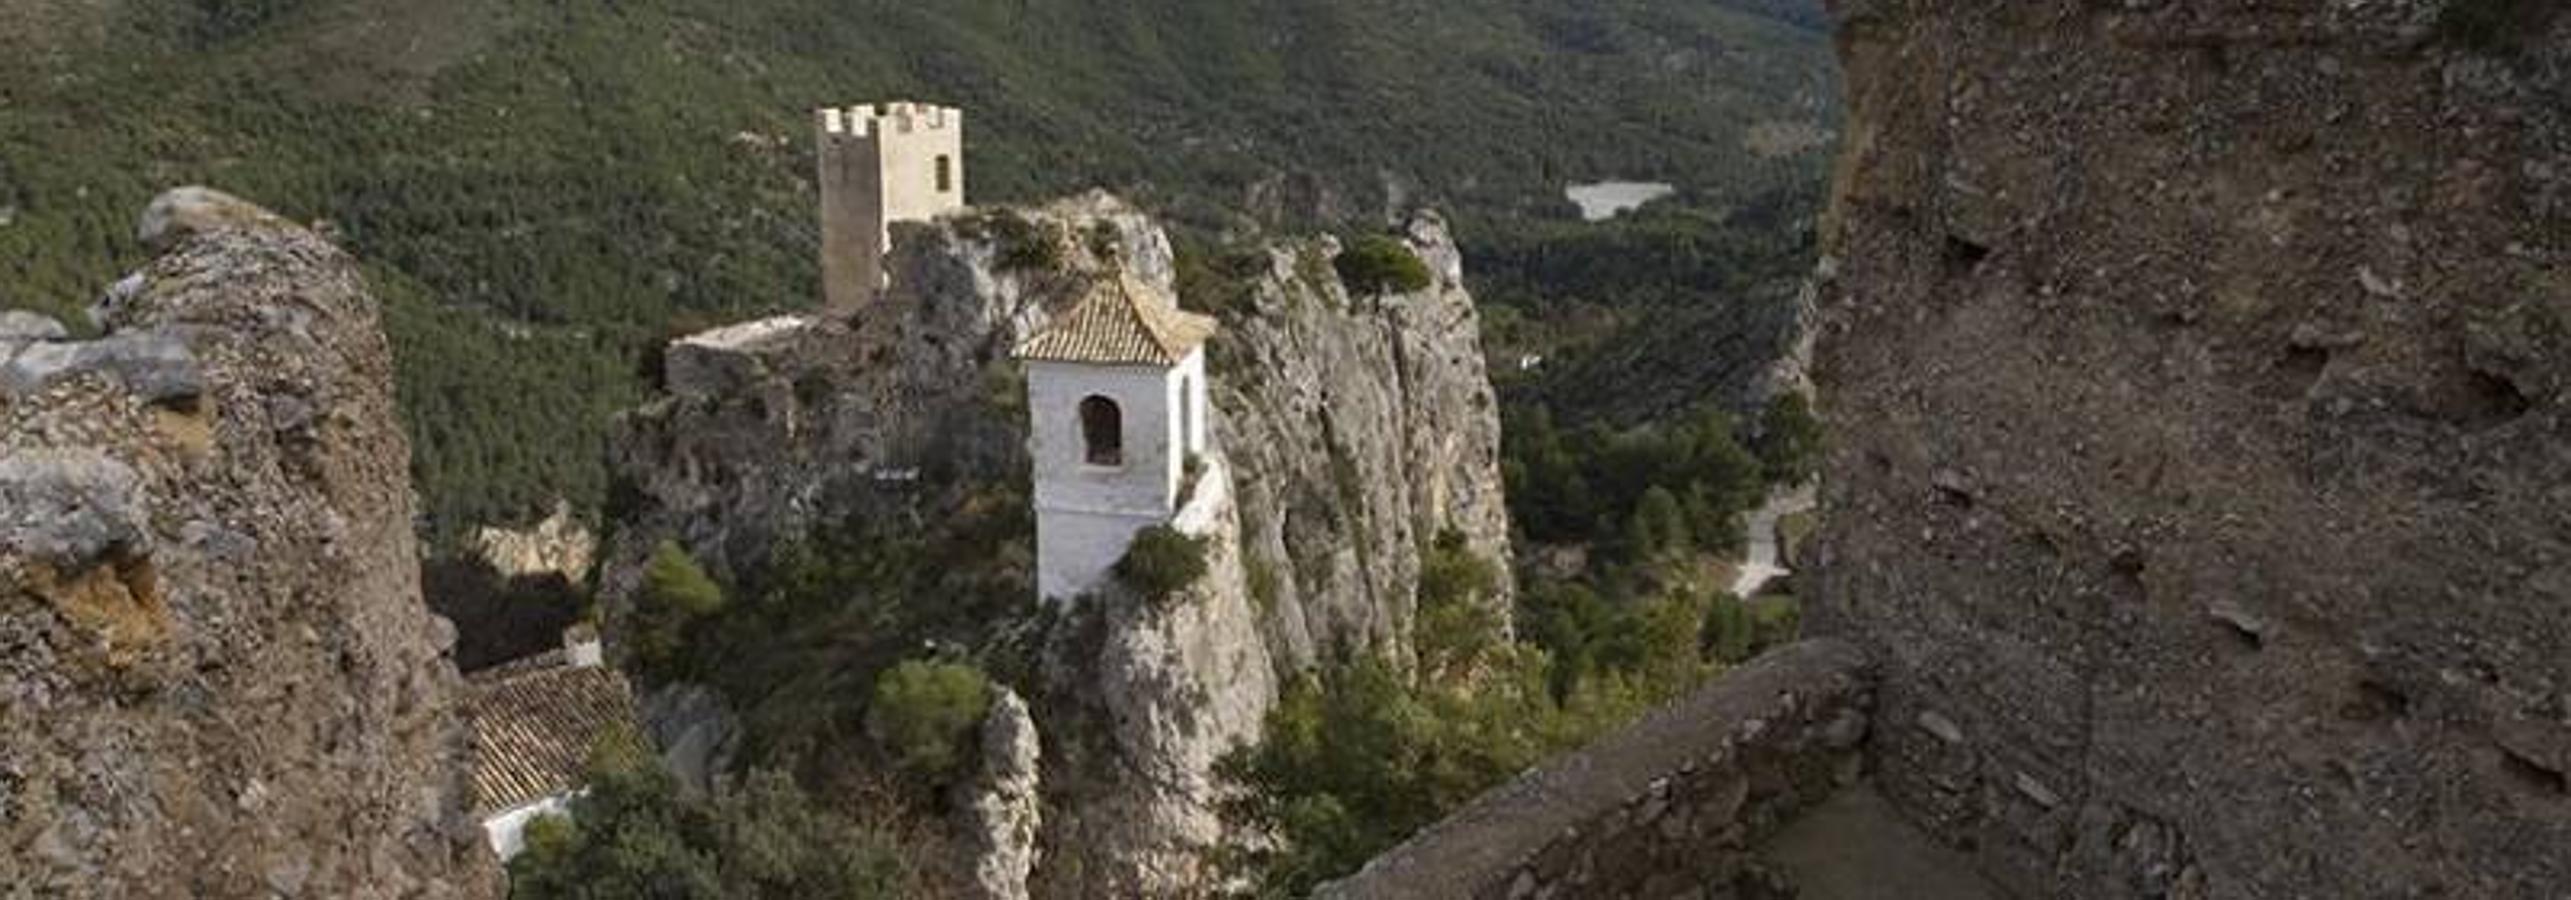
0,189 -> 498,898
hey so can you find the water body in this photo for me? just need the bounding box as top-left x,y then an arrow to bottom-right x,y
1565,181 -> 1676,222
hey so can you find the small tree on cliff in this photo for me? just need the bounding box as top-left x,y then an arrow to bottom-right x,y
629,541 -> 725,678
1334,234 -> 1434,295
1753,392 -> 1823,487
1116,525 -> 1210,602
866,659 -> 993,783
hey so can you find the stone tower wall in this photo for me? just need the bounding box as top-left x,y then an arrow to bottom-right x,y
1814,2 -> 2571,897
816,102 -> 965,313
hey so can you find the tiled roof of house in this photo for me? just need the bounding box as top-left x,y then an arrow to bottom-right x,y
1013,274 -> 1216,367
466,660 -> 639,815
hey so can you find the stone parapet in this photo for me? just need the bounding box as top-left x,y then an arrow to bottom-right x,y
1320,640 -> 1874,900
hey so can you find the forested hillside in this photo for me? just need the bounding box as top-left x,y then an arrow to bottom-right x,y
0,0 -> 1837,536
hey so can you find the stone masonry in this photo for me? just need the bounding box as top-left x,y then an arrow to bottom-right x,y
1814,2 -> 2570,897
1319,640 -> 1874,900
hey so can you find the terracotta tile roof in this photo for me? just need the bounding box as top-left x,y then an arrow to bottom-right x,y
1014,274 -> 1216,367
466,661 -> 639,815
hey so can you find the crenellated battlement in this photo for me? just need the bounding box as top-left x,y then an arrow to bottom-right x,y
817,101 -> 962,141
814,100 -> 967,312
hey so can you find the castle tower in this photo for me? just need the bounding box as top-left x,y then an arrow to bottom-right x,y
1014,274 -> 1218,603
815,102 -> 966,313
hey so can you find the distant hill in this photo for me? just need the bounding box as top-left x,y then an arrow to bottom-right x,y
0,0 -> 1838,536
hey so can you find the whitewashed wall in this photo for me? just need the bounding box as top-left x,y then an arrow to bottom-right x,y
1026,348 -> 1208,601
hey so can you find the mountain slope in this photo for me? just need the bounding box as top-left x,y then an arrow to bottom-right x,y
0,0 -> 1837,533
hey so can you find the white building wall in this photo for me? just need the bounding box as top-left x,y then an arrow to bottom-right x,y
1169,348 -> 1208,459
482,793 -> 577,862
1028,357 -> 1205,602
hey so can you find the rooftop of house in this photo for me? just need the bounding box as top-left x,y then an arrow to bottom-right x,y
1014,273 -> 1216,367
465,649 -> 639,816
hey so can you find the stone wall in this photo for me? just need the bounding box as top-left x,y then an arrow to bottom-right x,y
1815,2 -> 2571,897
1319,640 -> 1873,900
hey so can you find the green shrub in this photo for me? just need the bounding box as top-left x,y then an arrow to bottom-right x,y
1754,392 -> 1824,487
865,660 -> 992,781
1333,235 -> 1434,295
1702,593 -> 1800,664
988,212 -> 1062,272
629,541 -> 724,678
1173,238 -> 1263,317
1703,593 -> 1757,664
1414,530 -> 1504,680
507,728 -> 917,899
1085,221 -> 1124,258
1116,525 -> 1210,601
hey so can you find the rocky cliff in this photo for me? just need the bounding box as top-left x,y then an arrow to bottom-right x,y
1815,2 -> 2569,897
1210,214 -> 1514,670
0,189 -> 496,898
601,192 -> 1512,895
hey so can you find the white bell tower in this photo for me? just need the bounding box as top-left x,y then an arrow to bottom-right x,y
1014,274 -> 1217,603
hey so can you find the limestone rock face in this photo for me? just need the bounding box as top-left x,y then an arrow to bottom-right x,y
958,687 -> 1044,900
0,189 -> 498,898
1214,211 -> 1516,671
1035,461 -> 1278,898
601,192 -> 1511,896
1814,3 -> 2569,897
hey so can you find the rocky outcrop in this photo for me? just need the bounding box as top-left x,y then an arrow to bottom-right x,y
1213,213 -> 1515,671
600,194 -> 1167,597
958,687 -> 1044,900
601,192 -> 1512,895
1815,3 -> 2569,897
469,501 -> 596,583
1035,460 -> 1279,897
0,188 -> 497,897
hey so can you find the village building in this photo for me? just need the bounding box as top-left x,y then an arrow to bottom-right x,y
465,625 -> 641,861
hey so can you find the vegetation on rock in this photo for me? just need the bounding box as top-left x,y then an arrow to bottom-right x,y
1218,564 -> 1729,896
865,660 -> 995,783
1333,235 -> 1434,295
1752,391 -> 1824,487
1213,398 -> 1822,892
1116,524 -> 1212,602
507,730 -> 923,899
628,541 -> 726,679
